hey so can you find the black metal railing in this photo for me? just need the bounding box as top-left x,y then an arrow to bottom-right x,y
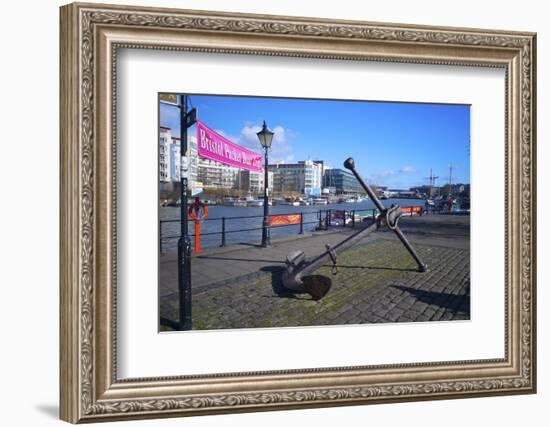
159,206 -> 425,253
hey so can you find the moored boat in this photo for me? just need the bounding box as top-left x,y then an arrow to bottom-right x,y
247,199 -> 264,207
312,198 -> 328,205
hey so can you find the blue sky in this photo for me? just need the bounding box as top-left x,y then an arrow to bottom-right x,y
160,94 -> 470,189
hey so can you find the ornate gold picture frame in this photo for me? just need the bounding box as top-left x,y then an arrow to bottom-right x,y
60,2 -> 536,423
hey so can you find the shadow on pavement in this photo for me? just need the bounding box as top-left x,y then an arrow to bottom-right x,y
160,316 -> 180,330
391,284 -> 470,313
260,265 -> 311,300
335,264 -> 417,272
260,266 -> 332,301
236,242 -> 263,248
197,255 -> 285,263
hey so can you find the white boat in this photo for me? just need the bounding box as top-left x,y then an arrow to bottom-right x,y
312,198 -> 328,205
247,199 -> 264,207
223,197 -> 247,207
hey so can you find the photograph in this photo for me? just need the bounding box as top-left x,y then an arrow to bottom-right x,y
158,94 -> 471,331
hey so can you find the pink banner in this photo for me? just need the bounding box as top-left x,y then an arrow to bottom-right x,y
197,121 -> 263,172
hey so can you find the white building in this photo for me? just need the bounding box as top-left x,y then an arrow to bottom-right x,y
159,127 -> 198,187
171,135 -> 198,186
269,160 -> 323,196
159,126 -> 174,183
197,158 -> 239,189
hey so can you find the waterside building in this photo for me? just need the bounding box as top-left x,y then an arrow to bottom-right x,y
268,160 -> 323,196
323,168 -> 362,195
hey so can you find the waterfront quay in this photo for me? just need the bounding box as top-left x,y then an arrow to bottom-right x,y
159,198 -> 431,252
159,213 -> 470,331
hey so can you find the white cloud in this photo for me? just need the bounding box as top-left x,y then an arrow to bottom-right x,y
272,154 -> 295,163
368,166 -> 419,187
239,124 -> 262,149
374,170 -> 397,178
215,122 -> 294,161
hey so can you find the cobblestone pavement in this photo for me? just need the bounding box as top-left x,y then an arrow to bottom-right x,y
160,235 -> 470,330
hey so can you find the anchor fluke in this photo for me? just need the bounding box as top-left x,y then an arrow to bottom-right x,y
302,275 -> 332,301
282,250 -> 333,299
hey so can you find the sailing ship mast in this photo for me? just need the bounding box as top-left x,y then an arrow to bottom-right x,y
424,168 -> 439,198
448,163 -> 453,197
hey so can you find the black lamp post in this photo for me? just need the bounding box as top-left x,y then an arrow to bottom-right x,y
159,94 -> 196,330
177,94 -> 192,330
257,121 -> 274,248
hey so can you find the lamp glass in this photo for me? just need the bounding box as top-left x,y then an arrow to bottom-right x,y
257,122 -> 274,149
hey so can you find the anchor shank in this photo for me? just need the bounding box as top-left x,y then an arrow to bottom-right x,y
296,221 -> 379,281
344,158 -> 386,213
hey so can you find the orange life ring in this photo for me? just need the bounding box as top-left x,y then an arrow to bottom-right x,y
188,201 -> 208,221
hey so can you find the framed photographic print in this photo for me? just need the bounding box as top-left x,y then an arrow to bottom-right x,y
60,2 -> 537,423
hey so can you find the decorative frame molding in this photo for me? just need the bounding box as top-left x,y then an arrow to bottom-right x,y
60,2 -> 536,423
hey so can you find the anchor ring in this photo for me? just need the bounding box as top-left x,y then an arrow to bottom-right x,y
385,204 -> 402,231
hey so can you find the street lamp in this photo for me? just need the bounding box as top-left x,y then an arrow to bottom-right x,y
257,121 -> 274,247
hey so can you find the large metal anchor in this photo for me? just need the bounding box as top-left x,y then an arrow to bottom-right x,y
281,157 -> 428,300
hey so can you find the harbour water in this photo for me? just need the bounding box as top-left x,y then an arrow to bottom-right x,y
159,198 -> 425,252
